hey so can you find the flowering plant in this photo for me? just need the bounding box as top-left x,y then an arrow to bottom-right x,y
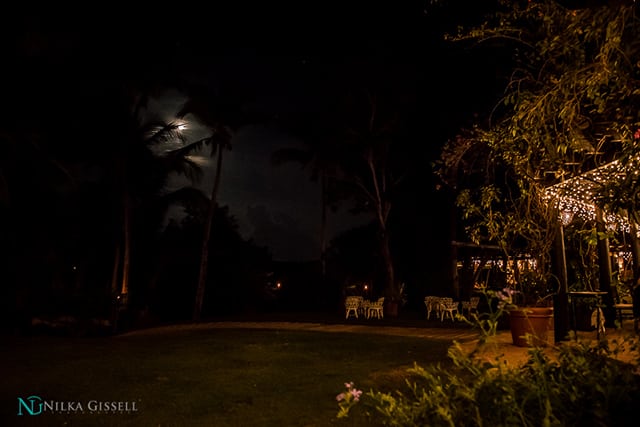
496,287 -> 520,310
336,381 -> 363,418
334,289 -> 640,426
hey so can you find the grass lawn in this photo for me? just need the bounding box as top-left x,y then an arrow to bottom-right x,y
1,327 -> 454,426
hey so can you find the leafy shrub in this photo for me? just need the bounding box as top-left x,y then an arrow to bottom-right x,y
337,292 -> 640,426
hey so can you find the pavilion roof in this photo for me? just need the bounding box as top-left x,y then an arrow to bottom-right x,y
543,158 -> 635,230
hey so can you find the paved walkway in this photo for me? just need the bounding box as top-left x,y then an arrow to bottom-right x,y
459,322 -> 640,367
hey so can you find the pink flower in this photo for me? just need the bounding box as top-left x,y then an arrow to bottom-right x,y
338,381 -> 361,404
350,389 -> 363,401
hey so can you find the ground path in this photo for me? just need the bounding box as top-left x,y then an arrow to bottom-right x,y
121,320 -> 480,342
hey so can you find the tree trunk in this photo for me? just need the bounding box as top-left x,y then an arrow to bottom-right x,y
364,149 -> 396,312
193,148 -> 224,322
110,244 -> 121,333
630,220 -> 640,331
379,226 -> 396,310
111,244 -> 121,295
120,192 -> 131,296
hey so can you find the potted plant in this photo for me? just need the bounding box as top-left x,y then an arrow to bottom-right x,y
499,270 -> 555,347
443,173 -> 560,346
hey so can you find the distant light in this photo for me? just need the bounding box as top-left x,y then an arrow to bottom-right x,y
276,282 -> 282,289
178,124 -> 187,131
364,284 -> 368,291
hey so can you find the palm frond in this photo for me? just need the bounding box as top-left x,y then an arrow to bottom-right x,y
168,128 -> 232,159
161,152 -> 204,184
143,121 -> 187,146
207,127 -> 233,156
168,136 -> 214,158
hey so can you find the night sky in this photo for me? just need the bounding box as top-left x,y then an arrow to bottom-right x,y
6,1 -> 506,261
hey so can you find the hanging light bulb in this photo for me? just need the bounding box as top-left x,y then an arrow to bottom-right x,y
561,210 -> 574,226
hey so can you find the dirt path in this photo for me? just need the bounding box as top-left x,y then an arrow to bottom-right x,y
121,321 -> 481,342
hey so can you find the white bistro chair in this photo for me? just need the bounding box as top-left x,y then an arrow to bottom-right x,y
440,298 -> 459,322
424,296 -> 440,320
345,297 -> 360,319
367,298 -> 385,319
461,296 -> 480,315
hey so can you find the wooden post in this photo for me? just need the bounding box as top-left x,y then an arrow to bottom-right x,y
596,207 -> 616,326
629,221 -> 640,285
628,220 -> 640,331
553,222 -> 570,342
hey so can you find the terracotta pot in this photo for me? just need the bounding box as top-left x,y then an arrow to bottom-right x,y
508,307 -> 554,347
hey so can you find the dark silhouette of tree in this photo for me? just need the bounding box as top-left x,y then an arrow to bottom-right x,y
153,204 -> 272,321
272,81 -> 416,313
335,90 -> 412,310
175,88 -> 248,321
105,90 -> 203,304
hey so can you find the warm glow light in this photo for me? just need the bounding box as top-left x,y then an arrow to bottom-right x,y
364,284 -> 369,291
178,124 -> 187,131
560,211 -> 574,226
543,157 -> 639,234
276,282 -> 281,289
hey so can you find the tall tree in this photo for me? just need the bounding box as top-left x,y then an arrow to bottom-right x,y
336,91 -> 410,311
274,89 -> 411,309
175,89 -> 243,321
107,90 -> 203,303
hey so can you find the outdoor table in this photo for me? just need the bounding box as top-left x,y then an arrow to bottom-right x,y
568,291 -> 608,340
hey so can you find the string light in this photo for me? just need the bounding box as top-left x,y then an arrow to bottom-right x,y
543,157 -> 638,234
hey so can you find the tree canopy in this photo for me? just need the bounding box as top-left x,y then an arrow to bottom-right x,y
439,0 -> 640,258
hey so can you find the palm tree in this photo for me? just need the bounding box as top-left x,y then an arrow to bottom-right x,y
175,89 -> 244,321
108,91 -> 203,304
169,127 -> 232,322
